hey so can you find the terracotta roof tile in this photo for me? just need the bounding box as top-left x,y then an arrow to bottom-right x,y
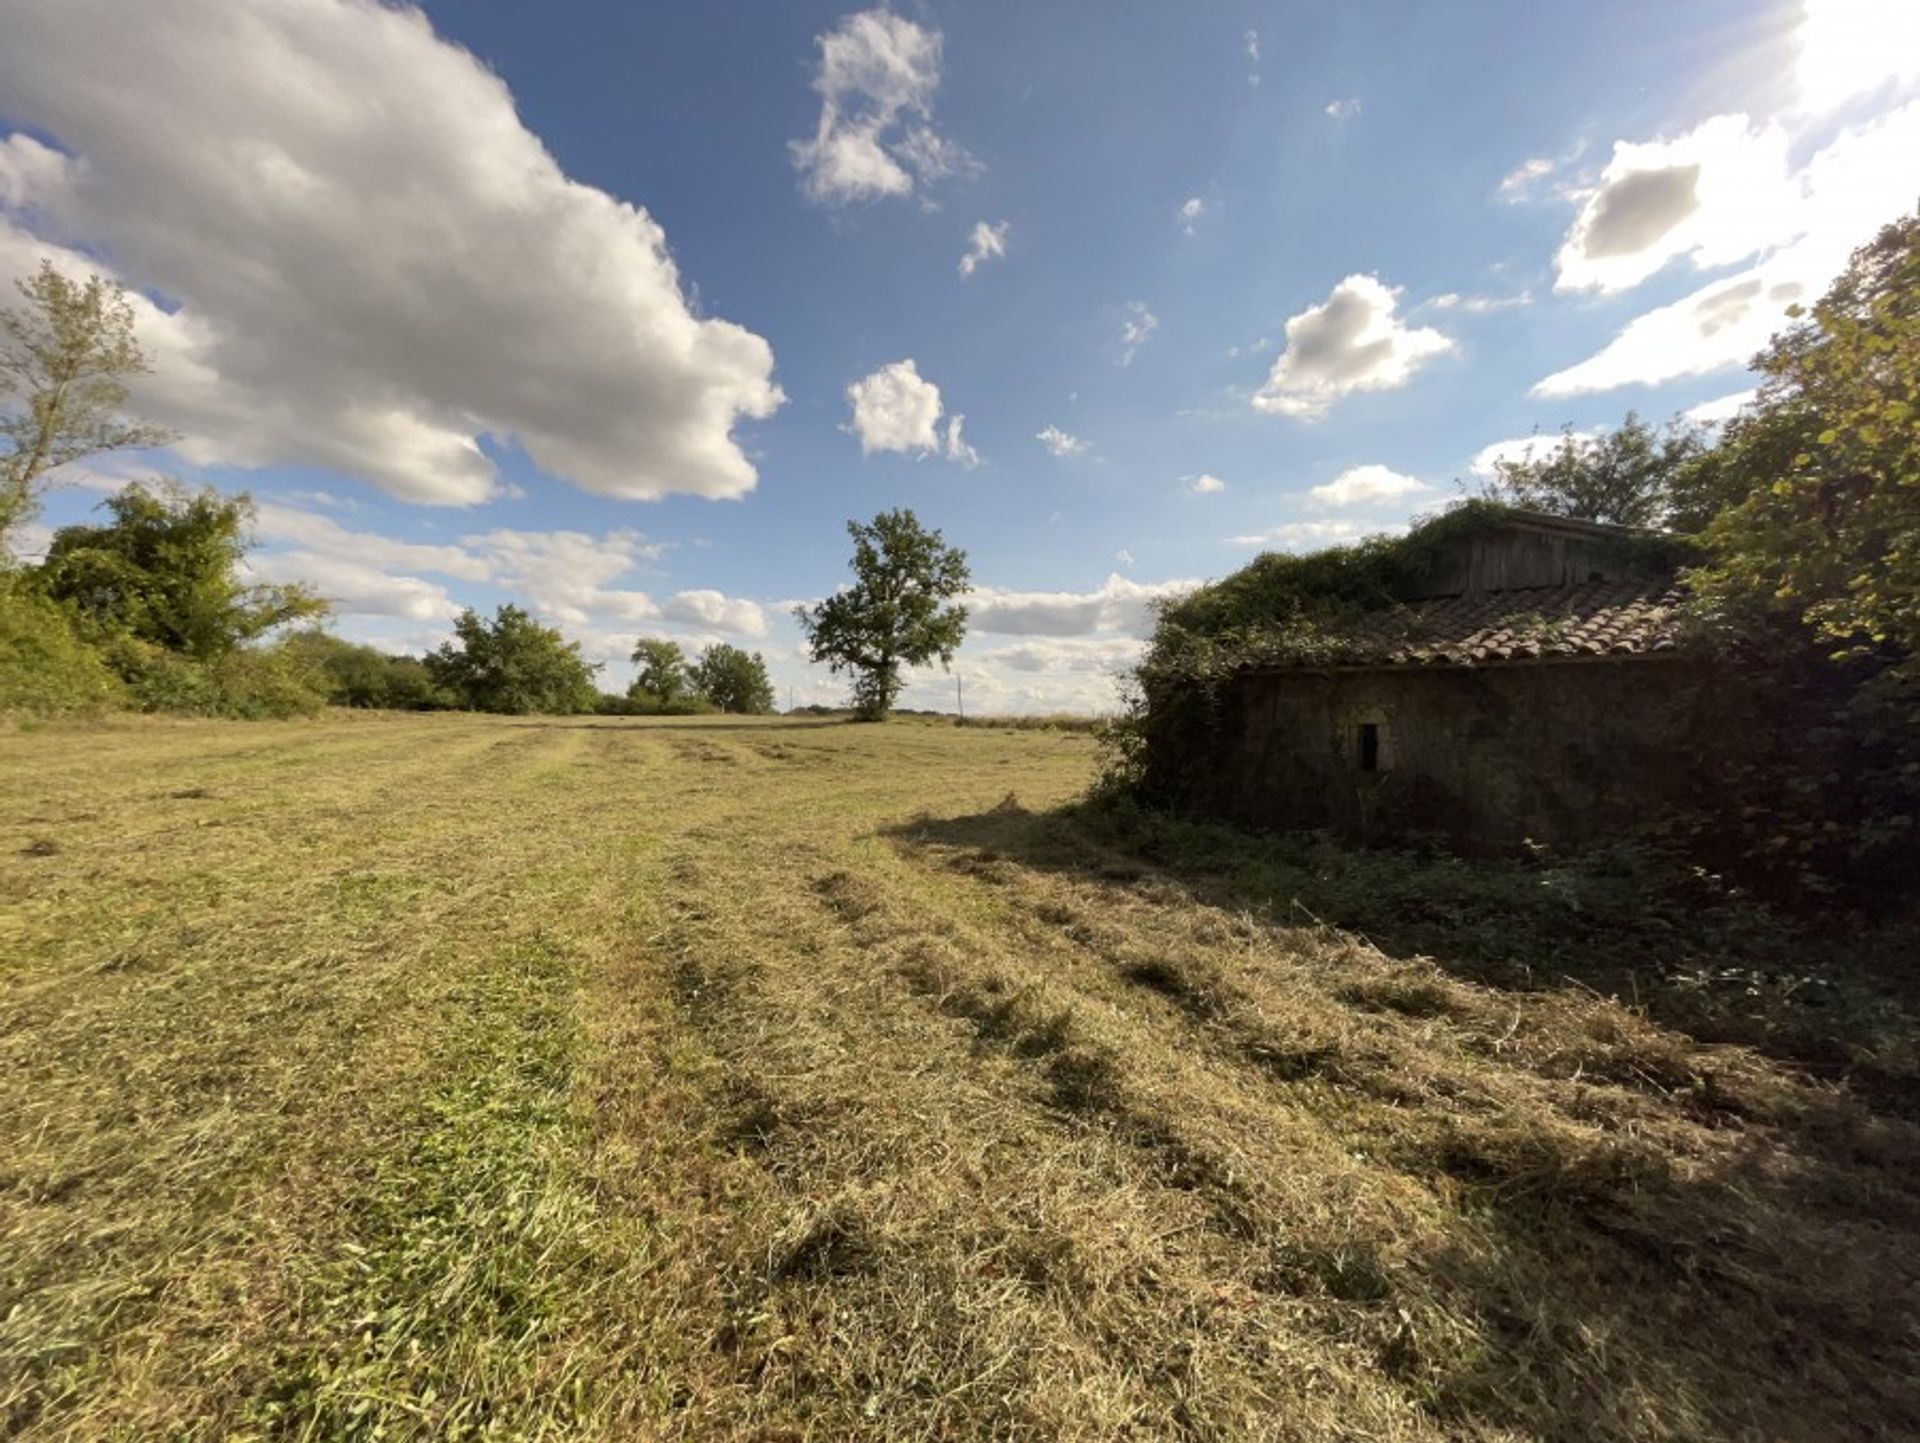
1266,581 -> 1686,669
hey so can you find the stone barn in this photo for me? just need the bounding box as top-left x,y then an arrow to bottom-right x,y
1190,511 -> 1709,851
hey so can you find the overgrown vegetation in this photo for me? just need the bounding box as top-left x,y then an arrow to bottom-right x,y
3,482 -> 335,718
1114,211 -> 1920,906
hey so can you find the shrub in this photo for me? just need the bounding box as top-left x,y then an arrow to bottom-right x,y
113,637 -> 327,719
0,578 -> 124,715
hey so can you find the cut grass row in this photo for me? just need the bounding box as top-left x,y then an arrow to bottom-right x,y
2,712 -> 1916,1439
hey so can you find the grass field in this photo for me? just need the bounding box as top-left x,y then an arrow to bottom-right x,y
3,713 -> 1917,1440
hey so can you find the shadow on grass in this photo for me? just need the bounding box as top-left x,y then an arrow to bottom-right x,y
885,795 -> 1920,1112
884,796 -> 1920,1439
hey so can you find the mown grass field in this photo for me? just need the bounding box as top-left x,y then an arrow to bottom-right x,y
3,712 -> 1917,1441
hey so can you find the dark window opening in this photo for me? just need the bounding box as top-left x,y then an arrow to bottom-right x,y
1358,722 -> 1380,772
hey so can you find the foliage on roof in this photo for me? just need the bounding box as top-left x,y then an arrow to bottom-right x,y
1157,501 -> 1699,646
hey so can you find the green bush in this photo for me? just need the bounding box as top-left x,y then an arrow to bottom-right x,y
113,638 -> 327,719
0,578 -> 125,715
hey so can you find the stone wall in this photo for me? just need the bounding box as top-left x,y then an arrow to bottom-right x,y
1203,658 -> 1704,850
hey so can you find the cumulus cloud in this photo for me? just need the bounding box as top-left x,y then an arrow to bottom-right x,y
958,219 -> 1008,277
846,359 -> 944,455
1535,259 -> 1808,397
1307,464 -> 1428,508
845,359 -> 978,464
967,573 -> 1197,638
1324,97 -> 1362,121
0,0 -> 782,506
792,8 -> 973,205
661,589 -> 768,637
254,503 -> 492,583
248,550 -> 461,623
1178,196 -> 1206,235
1468,432 -> 1593,478
1683,389 -> 1757,425
1184,473 -> 1226,495
1537,2 -> 1920,400
1036,424 -> 1089,459
971,636 -> 1144,675
1227,519 -> 1375,549
1554,114 -> 1795,293
1118,302 -> 1159,365
1794,0 -> 1920,113
1252,275 -> 1453,419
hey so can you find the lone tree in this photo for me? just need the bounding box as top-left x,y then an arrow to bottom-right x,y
2,261 -> 170,553
426,605 -> 601,715
796,508 -> 969,720
692,642 -> 775,714
629,636 -> 692,706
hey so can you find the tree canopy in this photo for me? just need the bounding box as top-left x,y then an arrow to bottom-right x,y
692,642 -> 775,714
796,509 -> 969,720
1478,412 -> 1719,531
1,261 -> 169,551
426,605 -> 602,715
629,637 -> 692,706
1690,211 -> 1920,674
42,483 -> 324,657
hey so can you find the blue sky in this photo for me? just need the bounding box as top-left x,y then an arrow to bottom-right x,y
2,0 -> 1916,710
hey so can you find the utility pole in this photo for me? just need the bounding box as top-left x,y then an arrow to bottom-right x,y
956,670 -> 964,720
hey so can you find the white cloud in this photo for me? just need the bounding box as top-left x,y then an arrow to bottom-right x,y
1184,473 -> 1226,495
846,359 -> 944,455
971,635 -> 1144,676
1308,464 -> 1429,508
1469,432 -> 1592,478
967,573 -> 1197,638
1498,156 -> 1556,202
1036,424 -> 1089,459
1244,30 -> 1260,63
944,414 -> 981,468
1538,19 -> 1920,399
843,359 -> 979,465
1794,0 -> 1920,114
1115,548 -> 1134,567
463,528 -> 663,627
1684,389 -> 1757,425
958,219 -> 1009,277
1553,114 -> 1796,294
0,0 -> 781,507
249,550 -> 461,624
792,8 -> 973,205
1252,275 -> 1453,419
1426,290 -> 1532,313
661,589 -> 768,637
1324,97 -> 1362,121
1178,196 -> 1206,235
1119,302 -> 1158,365
1227,520 -> 1376,549
242,506 -> 774,637
254,503 -> 492,582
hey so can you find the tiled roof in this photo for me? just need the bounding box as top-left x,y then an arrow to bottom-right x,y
1266,580 -> 1687,669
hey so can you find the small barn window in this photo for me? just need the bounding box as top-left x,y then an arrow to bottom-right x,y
1357,722 -> 1380,772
